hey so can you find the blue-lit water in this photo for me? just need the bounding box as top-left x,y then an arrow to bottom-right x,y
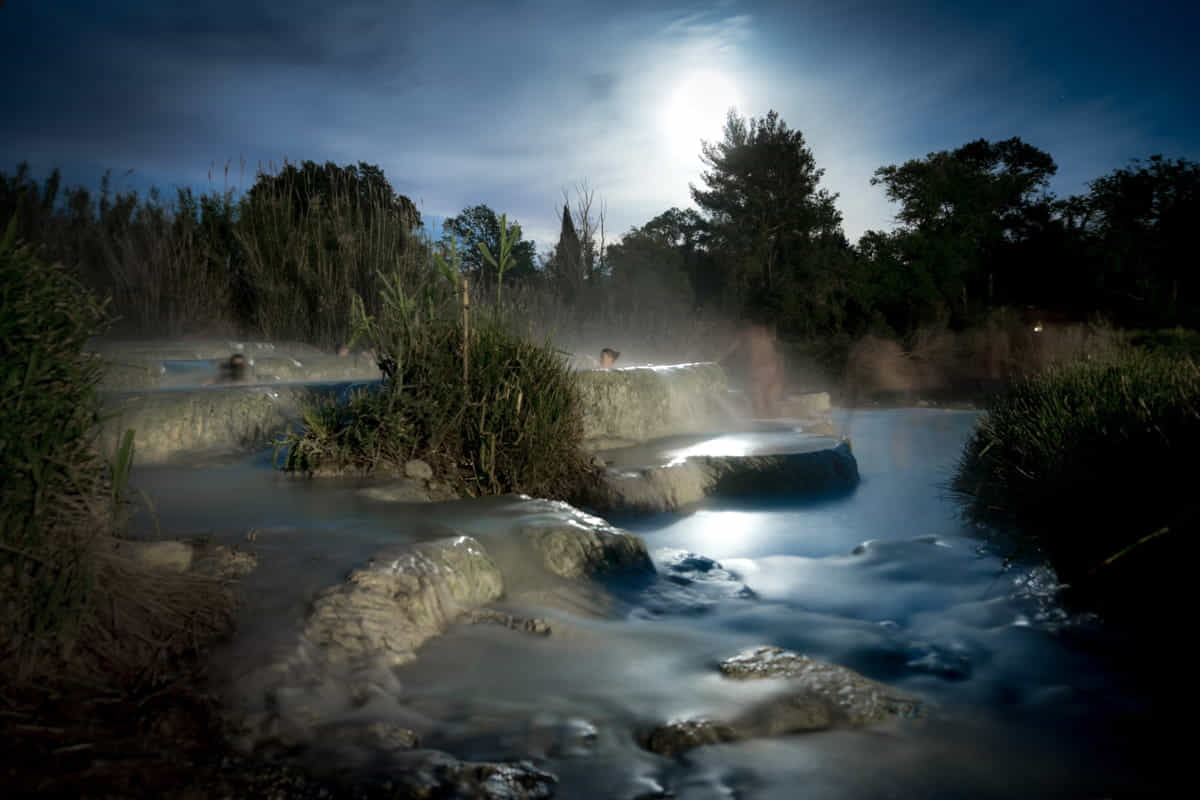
129,408 -> 1174,798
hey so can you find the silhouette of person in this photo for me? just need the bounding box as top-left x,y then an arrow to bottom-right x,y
717,319 -> 783,417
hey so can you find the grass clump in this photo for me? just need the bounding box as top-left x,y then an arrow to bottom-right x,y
279,229 -> 599,501
951,348 -> 1200,623
1,217 -> 115,675
0,218 -> 232,687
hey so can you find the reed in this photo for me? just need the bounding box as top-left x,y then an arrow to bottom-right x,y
279,232 -> 598,500
0,220 -> 232,686
951,348 -> 1200,622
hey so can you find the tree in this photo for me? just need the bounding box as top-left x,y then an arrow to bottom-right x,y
639,207 -> 719,306
605,222 -> 693,318
1079,155 -> 1200,326
870,138 -> 1057,320
548,202 -> 584,304
690,109 -> 845,328
562,181 -> 607,282
244,160 -> 419,232
440,204 -> 537,287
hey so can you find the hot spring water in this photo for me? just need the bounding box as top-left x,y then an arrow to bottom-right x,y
127,408 -> 1174,798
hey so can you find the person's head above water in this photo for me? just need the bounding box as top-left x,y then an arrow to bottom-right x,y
220,353 -> 248,382
600,348 -> 620,369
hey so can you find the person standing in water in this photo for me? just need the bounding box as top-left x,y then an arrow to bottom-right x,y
717,317 -> 783,417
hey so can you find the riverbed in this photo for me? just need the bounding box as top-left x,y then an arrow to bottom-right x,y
127,407 -> 1173,798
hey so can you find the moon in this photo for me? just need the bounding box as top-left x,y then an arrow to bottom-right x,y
661,70 -> 742,159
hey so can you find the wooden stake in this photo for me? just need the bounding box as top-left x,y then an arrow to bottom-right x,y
462,278 -> 470,391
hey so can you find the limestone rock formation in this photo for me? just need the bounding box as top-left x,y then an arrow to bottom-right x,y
466,608 -> 553,636
574,363 -> 734,447
381,750 -> 557,799
704,441 -> 859,497
640,719 -> 740,758
597,460 -> 717,512
358,477 -> 432,503
592,439 -> 860,512
299,723 -> 560,800
641,645 -> 923,757
304,536 -> 504,669
405,458 -> 434,480
494,500 -> 654,579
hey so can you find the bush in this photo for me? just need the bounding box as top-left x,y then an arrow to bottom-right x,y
1126,326 -> 1200,362
279,259 -> 598,500
0,219 -> 232,685
0,218 -> 115,673
951,349 -> 1200,621
235,160 -> 427,348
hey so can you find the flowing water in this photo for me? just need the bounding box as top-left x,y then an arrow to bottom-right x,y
127,408 -> 1173,798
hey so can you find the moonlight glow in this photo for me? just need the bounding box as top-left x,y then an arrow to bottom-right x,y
662,70 -> 741,159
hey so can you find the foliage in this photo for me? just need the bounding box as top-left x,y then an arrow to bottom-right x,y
476,211 -> 524,308
866,138 -> 1058,326
244,160 -> 419,232
1,220 -> 110,669
0,159 -> 426,346
280,245 -> 598,500
1126,326 -> 1200,361
690,109 -> 846,328
951,350 -> 1200,617
235,160 -> 428,347
548,202 -> 586,304
3,134 -> 1198,382
1076,155 -> 1200,327
440,204 -> 538,288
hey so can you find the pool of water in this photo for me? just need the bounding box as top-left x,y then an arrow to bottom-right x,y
127,408 -> 1175,798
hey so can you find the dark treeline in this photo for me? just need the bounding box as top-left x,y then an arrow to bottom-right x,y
589,110 -> 1198,341
2,109 -> 1197,354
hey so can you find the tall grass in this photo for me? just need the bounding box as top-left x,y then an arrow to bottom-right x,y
1,219 -> 114,672
280,239 -> 598,500
0,160 -> 429,346
951,349 -> 1200,621
234,161 -> 428,347
0,220 -> 232,685
843,311 -> 1125,404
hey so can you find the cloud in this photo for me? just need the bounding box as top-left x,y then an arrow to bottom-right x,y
2,0 -> 1196,254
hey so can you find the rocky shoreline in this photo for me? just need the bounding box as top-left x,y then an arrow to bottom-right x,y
3,481 -> 932,798
3,344 -> 928,797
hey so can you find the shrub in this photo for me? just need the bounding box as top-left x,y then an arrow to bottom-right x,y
951,349 -> 1200,621
0,218 -> 115,673
0,219 -> 232,685
234,160 -> 428,348
279,253 -> 598,500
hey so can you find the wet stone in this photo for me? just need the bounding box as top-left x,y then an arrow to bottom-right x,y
405,458 -> 434,480
718,645 -> 924,725
358,478 -> 432,503
640,719 -> 740,758
382,750 -> 558,800
641,646 -> 924,757
303,536 -> 504,669
466,608 -> 553,636
637,548 -> 756,616
119,539 -> 194,572
512,501 -> 655,579
192,543 -> 258,580
318,720 -> 422,753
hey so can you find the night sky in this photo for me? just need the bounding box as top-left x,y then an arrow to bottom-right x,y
3,0 -> 1197,249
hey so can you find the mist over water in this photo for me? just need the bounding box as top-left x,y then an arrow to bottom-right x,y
128,408 -> 1174,798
